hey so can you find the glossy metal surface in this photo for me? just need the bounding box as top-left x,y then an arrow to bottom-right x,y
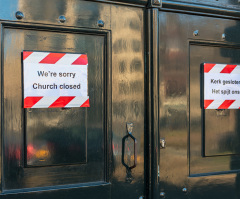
3,27 -> 106,189
157,10 -> 240,199
190,45 -> 240,172
109,0 -> 148,5
26,108 -> 87,166
15,11 -> 24,20
163,0 -> 240,10
0,1 -> 145,199
147,8 -> 159,199
0,0 -> 111,29
160,1 -> 240,19
158,11 -> 188,199
111,4 -> 145,199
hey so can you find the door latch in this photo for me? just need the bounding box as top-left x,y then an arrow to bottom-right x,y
160,138 -> 166,149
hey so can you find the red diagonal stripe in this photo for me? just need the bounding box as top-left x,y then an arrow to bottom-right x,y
23,51 -> 33,60
24,97 -> 43,108
72,54 -> 88,65
204,100 -> 214,109
220,65 -> 237,73
39,53 -> 66,64
49,96 -> 75,108
218,100 -> 235,109
204,63 -> 216,73
80,99 -> 90,107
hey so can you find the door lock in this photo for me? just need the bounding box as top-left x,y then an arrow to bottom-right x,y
160,138 -> 166,149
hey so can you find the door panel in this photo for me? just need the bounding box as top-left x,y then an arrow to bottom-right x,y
157,11 -> 240,199
0,1 -> 146,199
110,5 -> 145,199
3,27 -> 106,189
190,44 -> 240,174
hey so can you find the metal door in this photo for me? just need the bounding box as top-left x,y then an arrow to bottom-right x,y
149,8 -> 240,199
0,1 -> 145,199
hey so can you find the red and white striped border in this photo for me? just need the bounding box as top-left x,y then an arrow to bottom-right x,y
23,51 -> 88,65
23,51 -> 89,108
204,63 -> 240,109
24,96 -> 90,108
204,63 -> 240,74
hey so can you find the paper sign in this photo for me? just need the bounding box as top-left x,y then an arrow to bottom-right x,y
204,63 -> 240,109
23,51 -> 90,108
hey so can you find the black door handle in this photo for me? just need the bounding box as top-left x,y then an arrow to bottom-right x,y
122,123 -> 137,170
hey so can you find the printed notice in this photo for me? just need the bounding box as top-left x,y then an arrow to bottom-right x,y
204,63 -> 240,109
23,51 -> 90,108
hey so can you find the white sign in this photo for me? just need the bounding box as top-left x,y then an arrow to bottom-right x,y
23,51 -> 89,108
204,63 -> 240,109
205,74 -> 240,100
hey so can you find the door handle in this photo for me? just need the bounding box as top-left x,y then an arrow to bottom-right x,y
122,123 -> 137,170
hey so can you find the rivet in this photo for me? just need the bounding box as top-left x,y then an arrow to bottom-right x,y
160,192 -> 165,197
98,20 -> 104,28
139,196 -> 144,199
15,11 -> 24,20
59,15 -> 66,23
222,33 -> 226,40
182,187 -> 187,193
193,30 -> 199,36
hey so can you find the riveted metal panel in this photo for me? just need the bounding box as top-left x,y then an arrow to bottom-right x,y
188,16 -> 240,44
0,0 -> 111,29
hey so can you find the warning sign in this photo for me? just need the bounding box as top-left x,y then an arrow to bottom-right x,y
23,51 -> 90,108
204,63 -> 240,109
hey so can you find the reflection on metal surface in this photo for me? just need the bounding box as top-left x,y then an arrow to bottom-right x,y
216,109 -> 229,117
182,187 -> 187,193
161,0 -> 240,17
160,138 -> 166,149
15,11 -> 24,20
193,30 -> 199,36
127,122 -> 134,134
3,27 -> 106,189
0,1 -> 145,199
159,13 -> 188,195
59,15 -> 66,23
158,11 -> 240,199
222,33 -> 226,40
97,20 -> 104,27
190,45 -> 240,169
0,0 -> 112,29
122,127 -> 137,170
111,4 -> 144,199
160,192 -> 165,197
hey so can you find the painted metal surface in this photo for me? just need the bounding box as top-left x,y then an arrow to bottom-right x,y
109,0 -> 148,5
162,0 -> 240,10
147,8 -> 159,199
157,10 -> 240,199
2,0 -> 240,199
0,0 -> 145,199
3,26 -> 106,189
110,4 -> 145,199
